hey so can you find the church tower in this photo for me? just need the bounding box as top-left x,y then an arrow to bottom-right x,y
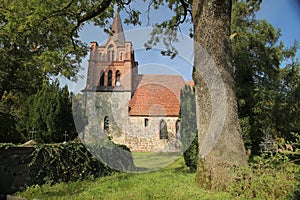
84,12 -> 138,144
85,12 -> 138,93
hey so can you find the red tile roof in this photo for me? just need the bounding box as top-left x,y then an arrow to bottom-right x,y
129,74 -> 186,116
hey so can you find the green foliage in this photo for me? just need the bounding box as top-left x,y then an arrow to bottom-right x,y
239,117 -> 251,148
275,62 -> 300,142
0,0 -> 118,98
232,0 -> 300,153
183,136 -> 198,172
230,152 -> 300,199
28,143 -> 114,185
230,133 -> 300,199
143,0 -> 193,58
28,141 -> 135,186
0,91 -> 22,143
180,85 -> 198,172
16,82 -> 76,143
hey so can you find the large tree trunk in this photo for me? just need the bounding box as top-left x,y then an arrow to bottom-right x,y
192,0 -> 247,190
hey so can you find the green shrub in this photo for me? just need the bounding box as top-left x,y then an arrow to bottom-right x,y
230,152 -> 300,199
29,142 -> 134,185
183,135 -> 198,172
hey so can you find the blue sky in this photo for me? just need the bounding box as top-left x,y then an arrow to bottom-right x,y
68,0 -> 300,93
257,0 -> 300,55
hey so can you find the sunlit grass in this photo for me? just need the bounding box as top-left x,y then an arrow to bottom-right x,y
16,156 -> 232,200
132,152 -> 182,171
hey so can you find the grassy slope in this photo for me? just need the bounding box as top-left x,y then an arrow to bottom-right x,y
16,156 -> 232,200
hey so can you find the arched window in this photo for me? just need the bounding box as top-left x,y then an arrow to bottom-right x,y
115,70 -> 121,86
99,71 -> 105,86
120,52 -> 123,61
175,120 -> 181,139
144,118 -> 149,127
107,70 -> 112,86
160,120 -> 168,139
104,116 -> 109,130
107,44 -> 114,62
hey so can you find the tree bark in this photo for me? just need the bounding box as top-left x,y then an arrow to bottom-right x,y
192,0 -> 247,190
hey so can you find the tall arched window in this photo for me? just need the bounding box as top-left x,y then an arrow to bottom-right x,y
104,116 -> 109,130
99,71 -> 105,86
175,120 -> 181,139
107,44 -> 114,62
107,70 -> 112,86
120,52 -> 123,61
115,70 -> 121,86
160,120 -> 168,139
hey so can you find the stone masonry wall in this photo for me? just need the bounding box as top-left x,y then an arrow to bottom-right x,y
125,116 -> 181,152
0,146 -> 34,195
83,91 -> 131,145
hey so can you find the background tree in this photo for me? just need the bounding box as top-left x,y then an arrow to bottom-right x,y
232,1 -> 300,154
180,85 -> 198,172
0,91 -> 20,143
16,82 -> 76,143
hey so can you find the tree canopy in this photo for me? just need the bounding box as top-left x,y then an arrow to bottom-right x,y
0,0 -> 122,98
16,82 -> 76,143
232,1 -> 300,153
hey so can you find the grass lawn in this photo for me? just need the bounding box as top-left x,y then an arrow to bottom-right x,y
15,156 -> 233,200
132,152 -> 182,171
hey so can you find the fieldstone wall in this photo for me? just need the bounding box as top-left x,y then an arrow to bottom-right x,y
83,91 -> 131,145
125,116 -> 182,152
0,146 -> 35,195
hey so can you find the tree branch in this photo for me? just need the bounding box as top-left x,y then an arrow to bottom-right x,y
70,0 -> 113,47
72,0 -> 113,33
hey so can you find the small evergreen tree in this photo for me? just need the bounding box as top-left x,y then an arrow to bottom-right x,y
180,85 -> 198,172
17,81 -> 77,143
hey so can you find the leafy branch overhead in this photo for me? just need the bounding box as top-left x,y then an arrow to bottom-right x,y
0,0 -> 122,98
143,0 -> 193,58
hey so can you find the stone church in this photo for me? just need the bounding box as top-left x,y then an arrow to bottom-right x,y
83,12 -> 192,152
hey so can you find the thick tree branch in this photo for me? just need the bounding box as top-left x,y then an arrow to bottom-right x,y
72,0 -> 113,34
177,0 -> 191,25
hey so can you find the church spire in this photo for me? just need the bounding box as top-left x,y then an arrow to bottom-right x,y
111,11 -> 126,46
